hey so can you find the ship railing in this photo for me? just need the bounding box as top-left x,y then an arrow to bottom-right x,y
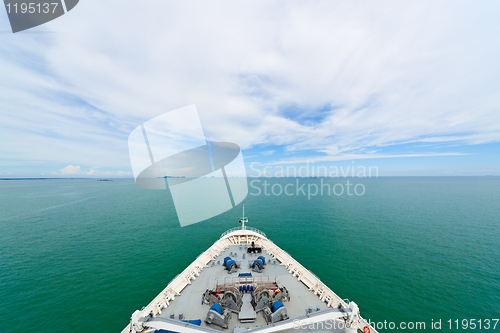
280,248 -> 321,281
215,275 -> 278,291
216,275 -> 276,286
166,273 -> 180,288
220,226 -> 266,238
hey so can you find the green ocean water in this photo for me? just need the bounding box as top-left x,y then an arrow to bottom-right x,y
0,177 -> 499,332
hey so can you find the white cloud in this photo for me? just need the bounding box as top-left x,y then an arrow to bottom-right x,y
59,165 -> 82,175
0,0 -> 499,171
85,169 -> 116,177
116,171 -> 132,176
262,150 -> 275,156
266,152 -> 466,166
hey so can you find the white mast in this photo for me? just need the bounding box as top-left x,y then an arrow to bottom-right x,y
240,203 -> 248,230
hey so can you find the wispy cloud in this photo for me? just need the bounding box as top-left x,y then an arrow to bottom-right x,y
264,152 -> 467,166
0,1 -> 499,176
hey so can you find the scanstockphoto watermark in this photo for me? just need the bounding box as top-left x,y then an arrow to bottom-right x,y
3,0 -> 80,33
249,161 -> 379,178
292,319 -> 425,331
292,318 -> 500,331
292,319 -> 354,330
366,318 -> 499,330
248,161 -> 378,199
250,179 -> 366,199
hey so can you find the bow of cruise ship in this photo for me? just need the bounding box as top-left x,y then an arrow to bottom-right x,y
122,210 -> 377,333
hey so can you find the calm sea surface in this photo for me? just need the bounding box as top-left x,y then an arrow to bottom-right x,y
0,177 -> 499,332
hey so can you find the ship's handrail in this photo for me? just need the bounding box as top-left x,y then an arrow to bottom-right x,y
216,275 -> 277,287
165,273 -> 180,288
280,248 -> 321,281
220,226 -> 266,238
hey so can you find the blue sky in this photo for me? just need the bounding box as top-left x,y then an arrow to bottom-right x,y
1,1 -> 499,178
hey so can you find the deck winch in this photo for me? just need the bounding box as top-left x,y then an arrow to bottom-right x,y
202,289 -> 220,305
264,301 -> 289,324
271,286 -> 289,302
248,255 -> 266,273
222,286 -> 242,312
223,257 -> 240,273
205,303 -> 231,329
251,258 -> 266,272
253,286 -> 271,312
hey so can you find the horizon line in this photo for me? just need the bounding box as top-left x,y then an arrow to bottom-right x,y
1,175 -> 499,180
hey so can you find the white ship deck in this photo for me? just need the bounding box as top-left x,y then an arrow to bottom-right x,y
156,244 -> 329,330
122,226 -> 377,333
